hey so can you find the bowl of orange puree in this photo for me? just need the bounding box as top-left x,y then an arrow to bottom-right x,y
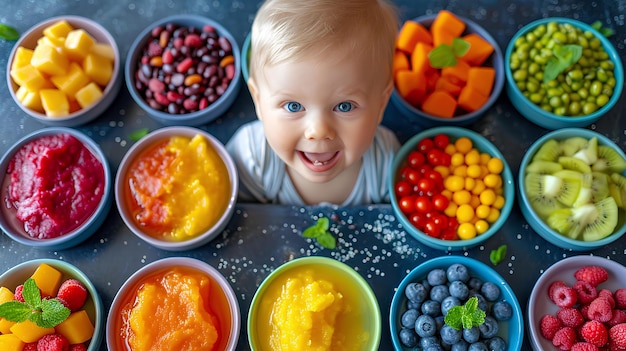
114,126 -> 238,251
106,257 -> 240,351
248,256 -> 381,351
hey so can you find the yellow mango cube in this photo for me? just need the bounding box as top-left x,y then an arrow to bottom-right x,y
64,29 -> 95,62
0,287 -> 14,303
43,20 -> 74,41
9,320 -> 54,343
40,89 -> 70,117
90,42 -> 115,61
10,64 -> 49,92
31,43 -> 68,76
75,82 -> 103,109
0,287 -> 16,334
0,334 -> 24,351
51,62 -> 91,100
0,318 -> 16,335
10,47 -> 34,71
55,310 -> 94,344
82,52 -> 112,86
15,86 -> 44,113
38,35 -> 65,49
30,263 -> 62,297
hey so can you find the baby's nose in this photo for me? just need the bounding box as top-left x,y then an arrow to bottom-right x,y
304,114 -> 335,140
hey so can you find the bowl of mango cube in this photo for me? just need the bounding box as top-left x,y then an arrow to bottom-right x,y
6,15 -> 122,127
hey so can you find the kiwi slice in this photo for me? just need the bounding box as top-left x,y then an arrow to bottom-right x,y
560,136 -> 590,157
571,137 -> 598,165
590,172 -> 610,203
591,145 -> 626,173
546,196 -> 618,241
524,172 -> 581,218
532,139 -> 561,162
559,156 -> 592,174
610,173 -> 626,209
526,160 -> 563,175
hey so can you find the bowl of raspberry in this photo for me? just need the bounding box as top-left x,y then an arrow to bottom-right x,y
528,255 -> 626,351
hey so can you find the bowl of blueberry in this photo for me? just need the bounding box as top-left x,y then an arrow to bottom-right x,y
390,256 -> 523,350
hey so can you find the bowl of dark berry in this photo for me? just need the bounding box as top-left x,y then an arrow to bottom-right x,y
389,256 -> 523,350
125,15 -> 241,126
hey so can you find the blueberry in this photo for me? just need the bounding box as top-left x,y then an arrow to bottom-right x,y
468,342 -> 488,351
407,299 -> 421,310
491,300 -> 513,321
405,282 -> 428,303
424,345 -> 444,351
440,324 -> 462,345
420,336 -> 441,349
427,268 -> 447,286
487,336 -> 507,351
401,308 -> 419,328
421,278 -> 432,291
415,314 -> 437,338
441,296 -> 461,316
399,328 -> 418,348
480,281 -> 501,302
447,263 -> 470,282
463,326 -> 480,343
449,280 -> 469,300
435,315 -> 445,330
479,316 -> 499,339
430,284 -> 450,302
421,299 -> 441,316
467,277 -> 483,290
451,339 -> 469,351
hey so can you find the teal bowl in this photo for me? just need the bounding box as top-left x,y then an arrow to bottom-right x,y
390,256 -> 524,350
389,126 -> 515,251
241,32 -> 250,84
518,128 -> 626,250
505,17 -> 623,130
0,258 -> 104,351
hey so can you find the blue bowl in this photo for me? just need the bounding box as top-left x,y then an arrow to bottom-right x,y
0,128 -> 112,250
241,32 -> 251,84
391,14 -> 504,127
125,15 -> 241,126
390,256 -> 524,351
389,126 -> 515,251
518,128 -> 626,250
505,17 -> 623,130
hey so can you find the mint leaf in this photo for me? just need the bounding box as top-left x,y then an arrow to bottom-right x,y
317,233 -> 336,249
444,296 -> 486,330
39,299 -> 71,328
302,217 -> 336,249
543,44 -> 582,83
0,23 -> 19,40
451,38 -> 470,58
129,128 -> 149,141
22,278 -> 41,306
0,278 -> 70,328
428,38 -> 470,69
444,303 -> 463,329
0,300 -> 32,322
490,244 -> 507,265
591,20 -> 614,38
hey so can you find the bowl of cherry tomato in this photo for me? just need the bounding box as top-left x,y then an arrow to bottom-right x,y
388,126 -> 514,251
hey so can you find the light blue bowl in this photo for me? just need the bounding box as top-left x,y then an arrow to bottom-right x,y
389,126 -> 515,251
390,256 -> 524,351
518,128 -> 626,250
0,258 -> 104,351
241,32 -> 251,84
0,128 -> 112,250
391,14 -> 504,127
505,17 -> 623,130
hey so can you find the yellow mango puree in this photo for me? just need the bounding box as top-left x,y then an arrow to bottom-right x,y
126,134 -> 230,241
122,268 -> 219,351
257,266 -> 371,351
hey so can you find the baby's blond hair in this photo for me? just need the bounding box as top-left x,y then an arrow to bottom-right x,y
249,0 -> 398,85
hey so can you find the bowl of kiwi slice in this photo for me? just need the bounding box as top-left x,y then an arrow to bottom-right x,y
518,128 -> 626,250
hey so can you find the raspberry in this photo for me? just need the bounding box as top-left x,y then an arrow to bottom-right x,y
588,297 -> 613,323
571,342 -> 600,351
552,326 -> 577,350
557,307 -> 585,328
574,266 -> 609,287
580,320 -> 609,347
549,280 -> 568,297
23,343 -> 37,351
37,334 -> 69,351
610,323 -> 626,349
541,314 -> 563,340
573,280 -> 598,304
615,289 -> 626,309
56,279 -> 87,311
551,285 -> 578,308
609,310 -> 626,327
14,284 -> 42,302
68,344 -> 87,351
598,289 -> 616,308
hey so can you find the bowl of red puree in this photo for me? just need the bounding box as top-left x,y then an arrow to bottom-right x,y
0,127 -> 112,250
115,126 -> 238,251
106,257 -> 240,351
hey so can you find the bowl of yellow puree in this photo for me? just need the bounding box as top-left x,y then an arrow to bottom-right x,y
114,126 -> 238,251
247,256 -> 381,351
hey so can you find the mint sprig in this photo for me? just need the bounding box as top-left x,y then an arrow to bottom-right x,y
489,244 -> 507,266
0,278 -> 70,328
0,23 -> 19,41
444,296 -> 486,330
302,217 -> 336,249
543,44 -> 582,83
129,128 -> 150,141
428,38 -> 470,69
591,20 -> 614,38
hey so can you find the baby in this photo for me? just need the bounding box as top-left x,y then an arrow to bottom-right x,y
226,0 -> 400,206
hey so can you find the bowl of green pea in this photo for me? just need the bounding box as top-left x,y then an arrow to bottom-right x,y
505,18 -> 623,130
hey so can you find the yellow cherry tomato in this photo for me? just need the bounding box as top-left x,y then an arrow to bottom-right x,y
474,219 -> 490,234
456,204 -> 475,223
444,175 -> 465,192
454,137 -> 473,154
479,188 -> 497,206
457,222 -> 477,240
487,157 -> 504,174
486,208 -> 501,223
475,204 -> 491,219
466,164 -> 482,178
453,190 -> 472,205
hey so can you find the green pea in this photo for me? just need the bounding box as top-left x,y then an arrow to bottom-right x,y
553,31 -> 567,44
567,69 -> 583,81
596,94 -> 610,107
596,70 -> 609,83
578,88 -> 589,99
553,106 -> 567,116
513,69 -> 527,81
526,80 -> 540,93
549,96 -> 562,108
529,93 -> 543,103
590,81 -> 603,96
582,102 -> 598,115
568,101 -> 582,115
560,93 -> 571,105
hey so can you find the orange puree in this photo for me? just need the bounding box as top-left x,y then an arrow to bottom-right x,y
122,268 -> 219,351
126,134 -> 230,241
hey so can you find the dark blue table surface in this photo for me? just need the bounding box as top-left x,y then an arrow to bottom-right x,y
1,1 -> 625,350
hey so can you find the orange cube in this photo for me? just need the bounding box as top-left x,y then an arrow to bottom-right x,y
395,69 -> 427,107
421,90 -> 457,118
461,33 -> 495,66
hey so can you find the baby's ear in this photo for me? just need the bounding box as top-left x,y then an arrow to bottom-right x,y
247,77 -> 262,121
377,80 -> 394,124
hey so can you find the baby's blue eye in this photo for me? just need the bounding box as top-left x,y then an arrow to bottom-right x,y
335,101 -> 354,112
284,101 -> 303,112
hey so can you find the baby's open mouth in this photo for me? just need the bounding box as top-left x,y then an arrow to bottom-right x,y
299,151 -> 340,171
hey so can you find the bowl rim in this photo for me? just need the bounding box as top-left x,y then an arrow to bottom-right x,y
0,127 -> 112,249
389,126 -> 515,251
247,256 -> 382,351
389,255 -> 524,351
517,128 -> 626,249
241,32 -> 251,84
114,126 -> 238,251
0,258 -> 105,351
504,17 -> 624,125
391,13 -> 505,125
124,14 -> 241,125
105,256 -> 240,351
6,15 -> 122,124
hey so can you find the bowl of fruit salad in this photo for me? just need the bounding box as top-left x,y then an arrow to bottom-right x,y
390,10 -> 504,127
0,259 -> 103,351
390,255 -> 524,350
7,16 -> 122,127
518,128 -> 626,251
389,126 -> 514,251
527,255 -> 626,351
505,18 -> 623,130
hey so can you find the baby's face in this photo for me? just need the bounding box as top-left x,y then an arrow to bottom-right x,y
250,48 -> 392,185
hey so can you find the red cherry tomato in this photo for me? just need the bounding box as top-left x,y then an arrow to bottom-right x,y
409,212 -> 428,230
416,178 -> 435,194
432,213 -> 449,230
407,150 -> 425,168
432,193 -> 450,212
425,170 -> 444,191
415,196 -> 432,214
417,138 -> 434,153
424,220 -> 441,238
395,180 -> 412,198
405,168 -> 421,185
440,228 -> 458,240
433,134 -> 450,150
398,195 -> 416,214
